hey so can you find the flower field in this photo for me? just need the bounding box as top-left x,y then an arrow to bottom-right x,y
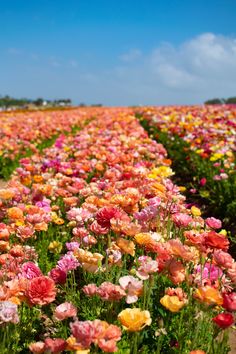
136,106 -> 236,234
0,107 -> 236,353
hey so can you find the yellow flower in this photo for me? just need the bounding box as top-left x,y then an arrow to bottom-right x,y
178,186 -> 186,192
48,241 -> 62,254
160,295 -> 185,313
191,206 -> 201,217
148,166 -> 174,179
219,229 -> 227,236
118,308 -> 152,332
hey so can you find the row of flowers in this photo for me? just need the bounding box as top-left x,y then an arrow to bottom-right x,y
136,105 -> 236,229
0,108 -> 235,353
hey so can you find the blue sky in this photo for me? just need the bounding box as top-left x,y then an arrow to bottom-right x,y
1,0 -> 236,105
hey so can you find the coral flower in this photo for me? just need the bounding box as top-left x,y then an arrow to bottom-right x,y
26,276 -> 57,305
204,231 -> 229,251
160,295 -> 186,312
7,207 -> 24,220
190,351 -> 206,354
118,308 -> 151,331
44,338 -> 67,353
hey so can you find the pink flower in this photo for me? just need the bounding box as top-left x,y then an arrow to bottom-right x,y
97,282 -> 126,301
57,253 -> 80,273
119,276 -> 143,303
83,284 -> 98,296
29,342 -> 45,353
172,213 -> 193,228
89,220 -> 109,235
26,276 -> 57,305
213,250 -> 233,269
223,292 -> 236,311
70,320 -> 95,348
136,256 -> 159,280
205,217 -> 222,229
44,338 -> 67,353
200,178 -> 207,186
20,262 -> 42,279
54,302 -> 77,320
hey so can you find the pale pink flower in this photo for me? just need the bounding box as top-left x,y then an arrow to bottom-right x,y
0,301 -> 19,324
172,213 -> 193,228
83,284 -> 98,296
119,276 -> 143,303
54,302 -> 77,321
136,256 -> 159,280
29,341 -> 45,353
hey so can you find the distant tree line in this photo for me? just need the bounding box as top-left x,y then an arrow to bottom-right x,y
204,97 -> 236,105
0,95 -> 72,109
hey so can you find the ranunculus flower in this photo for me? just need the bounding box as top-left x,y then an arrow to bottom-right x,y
194,286 -> 223,306
213,250 -> 233,269
118,308 -> 151,331
205,217 -> 222,229
160,295 -> 186,312
119,275 -> 143,303
48,268 -> 67,284
44,338 -> 67,353
96,206 -> 123,228
54,302 -> 77,320
212,313 -> 234,329
204,231 -> 229,251
29,341 -> 46,353
223,292 -> 236,312
190,351 -> 206,354
0,301 -> 19,324
20,262 -> 42,279
26,276 -> 57,305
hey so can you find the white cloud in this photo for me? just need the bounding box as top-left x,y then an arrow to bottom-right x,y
108,33 -> 236,104
119,49 -> 142,62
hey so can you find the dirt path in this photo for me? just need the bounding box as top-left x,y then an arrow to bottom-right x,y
0,179 -> 7,189
229,330 -> 236,354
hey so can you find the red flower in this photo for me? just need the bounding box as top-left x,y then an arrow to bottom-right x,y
212,313 -> 234,329
204,231 -> 229,251
96,206 -> 122,228
48,268 -> 67,285
26,276 -> 57,305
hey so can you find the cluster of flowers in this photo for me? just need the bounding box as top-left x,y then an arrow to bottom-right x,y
137,105 -> 236,178
0,108 -> 97,160
0,107 -> 235,353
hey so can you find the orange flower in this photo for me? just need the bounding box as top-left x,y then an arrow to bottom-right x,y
194,286 -> 223,306
118,308 -> 152,332
160,295 -> 186,312
134,233 -> 155,247
116,238 -> 135,256
74,249 -> 104,273
7,207 -> 24,220
0,189 -> 14,200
